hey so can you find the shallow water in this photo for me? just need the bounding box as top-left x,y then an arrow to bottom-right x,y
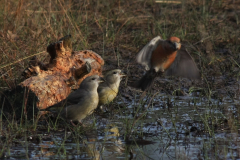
1,85 -> 240,160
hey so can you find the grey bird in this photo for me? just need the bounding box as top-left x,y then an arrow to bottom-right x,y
44,75 -> 103,125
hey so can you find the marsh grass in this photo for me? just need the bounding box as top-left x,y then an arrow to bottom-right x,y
0,0 -> 240,159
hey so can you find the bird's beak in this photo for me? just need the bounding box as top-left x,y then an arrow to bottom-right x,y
174,42 -> 181,50
119,73 -> 127,77
98,77 -> 105,83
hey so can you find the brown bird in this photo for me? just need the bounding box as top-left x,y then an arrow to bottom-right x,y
43,75 -> 104,125
98,69 -> 125,106
135,36 -> 200,91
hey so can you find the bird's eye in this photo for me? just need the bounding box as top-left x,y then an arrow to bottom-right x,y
113,72 -> 117,74
92,78 -> 96,80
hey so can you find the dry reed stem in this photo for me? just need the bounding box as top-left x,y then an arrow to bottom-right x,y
0,51 -> 46,70
155,0 -> 181,4
58,0 -> 88,47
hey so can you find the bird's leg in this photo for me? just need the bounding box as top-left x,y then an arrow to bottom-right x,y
70,120 -> 77,127
70,120 -> 85,127
78,120 -> 86,127
139,90 -> 147,102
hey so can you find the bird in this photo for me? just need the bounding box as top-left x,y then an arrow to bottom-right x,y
43,75 -> 104,125
134,36 -> 200,91
97,69 -> 126,106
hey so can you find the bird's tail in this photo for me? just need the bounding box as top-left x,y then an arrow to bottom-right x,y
132,70 -> 159,91
39,100 -> 68,112
39,105 -> 65,112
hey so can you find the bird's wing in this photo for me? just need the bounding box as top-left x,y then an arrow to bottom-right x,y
165,46 -> 200,79
66,89 -> 88,104
45,89 -> 87,111
136,36 -> 163,70
97,85 -> 106,94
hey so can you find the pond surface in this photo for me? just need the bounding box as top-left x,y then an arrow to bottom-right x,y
1,78 -> 240,160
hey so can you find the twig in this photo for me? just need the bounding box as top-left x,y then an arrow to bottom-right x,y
94,17 -> 103,33
0,51 -> 46,70
193,36 -> 211,45
25,10 -> 64,13
116,17 -> 133,36
0,67 -> 15,78
155,0 -> 181,4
